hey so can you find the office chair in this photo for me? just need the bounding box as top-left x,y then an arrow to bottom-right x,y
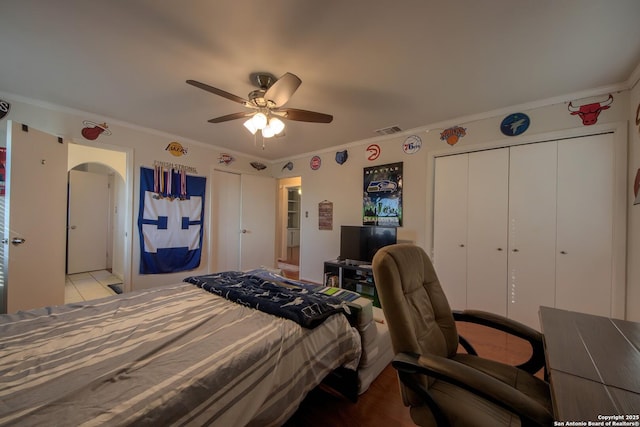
372,244 -> 553,427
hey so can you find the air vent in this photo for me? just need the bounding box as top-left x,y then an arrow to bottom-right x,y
374,125 -> 402,136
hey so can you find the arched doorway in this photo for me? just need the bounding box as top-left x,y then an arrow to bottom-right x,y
67,143 -> 131,292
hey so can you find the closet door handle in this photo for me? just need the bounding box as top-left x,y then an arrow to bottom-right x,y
497,248 -> 503,251
512,248 -> 519,253
560,250 -> 567,255
459,244 -> 465,248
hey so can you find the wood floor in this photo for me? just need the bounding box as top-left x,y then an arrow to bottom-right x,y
284,321 -> 541,427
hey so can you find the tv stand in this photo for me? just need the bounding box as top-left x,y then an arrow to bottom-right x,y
323,260 -> 379,307
342,259 -> 369,267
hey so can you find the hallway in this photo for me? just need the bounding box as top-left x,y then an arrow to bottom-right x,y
65,270 -> 121,303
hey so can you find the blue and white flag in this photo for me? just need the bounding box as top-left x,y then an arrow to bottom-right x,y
138,166 -> 206,274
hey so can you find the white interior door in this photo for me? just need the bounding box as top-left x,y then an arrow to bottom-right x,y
212,170 -> 241,271
3,121 -> 68,313
556,134 -> 614,316
467,148 -> 509,316
240,174 -> 276,270
433,154 -> 468,310
67,169 -> 109,274
507,142 -> 558,328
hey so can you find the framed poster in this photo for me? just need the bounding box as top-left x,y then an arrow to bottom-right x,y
363,162 -> 403,226
318,200 -> 333,230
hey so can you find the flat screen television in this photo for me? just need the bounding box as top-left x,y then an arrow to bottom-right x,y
339,225 -> 397,263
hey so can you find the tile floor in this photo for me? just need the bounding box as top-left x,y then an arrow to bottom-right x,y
65,270 -> 122,303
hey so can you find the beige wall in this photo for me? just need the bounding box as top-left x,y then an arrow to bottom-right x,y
276,86 -> 639,321
1,94 -> 272,291
2,70 -> 640,320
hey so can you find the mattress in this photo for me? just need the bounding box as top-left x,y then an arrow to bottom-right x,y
0,282 -> 361,426
344,299 -> 394,394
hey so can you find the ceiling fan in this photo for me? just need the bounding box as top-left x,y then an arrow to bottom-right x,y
186,72 -> 333,142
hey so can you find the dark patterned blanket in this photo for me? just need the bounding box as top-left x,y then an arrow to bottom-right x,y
184,270 -> 349,328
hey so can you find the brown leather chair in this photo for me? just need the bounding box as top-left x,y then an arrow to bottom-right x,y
372,243 -> 553,427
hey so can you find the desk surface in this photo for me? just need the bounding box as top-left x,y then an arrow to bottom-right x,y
539,306 -> 640,421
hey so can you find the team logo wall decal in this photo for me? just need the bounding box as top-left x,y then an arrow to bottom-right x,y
250,162 -> 267,171
310,155 -> 322,170
568,94 -> 613,126
218,153 -> 235,165
282,161 -> 294,171
439,126 -> 467,146
166,141 -> 188,157
403,135 -> 422,154
366,144 -> 381,161
335,150 -> 349,165
635,102 -> 640,135
81,120 -> 111,140
0,99 -> 10,120
500,113 -> 530,137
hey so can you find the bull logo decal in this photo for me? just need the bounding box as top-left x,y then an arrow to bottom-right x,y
568,94 -> 613,126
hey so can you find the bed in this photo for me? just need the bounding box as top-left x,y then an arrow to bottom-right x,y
0,270 -> 361,426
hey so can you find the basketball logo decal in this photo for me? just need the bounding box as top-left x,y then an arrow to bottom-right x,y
366,144 -> 381,161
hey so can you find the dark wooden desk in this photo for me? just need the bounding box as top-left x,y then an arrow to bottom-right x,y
539,306 -> 640,422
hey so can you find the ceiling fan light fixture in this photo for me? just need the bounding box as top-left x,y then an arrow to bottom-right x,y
252,112 -> 268,130
262,124 -> 275,138
243,118 -> 258,135
269,117 -> 285,135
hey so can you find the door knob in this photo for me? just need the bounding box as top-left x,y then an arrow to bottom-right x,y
241,229 -> 247,234
11,237 -> 26,245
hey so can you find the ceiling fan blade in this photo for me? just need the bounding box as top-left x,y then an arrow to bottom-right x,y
279,108 -> 333,123
264,72 -> 302,107
186,79 -> 249,106
208,111 -> 253,123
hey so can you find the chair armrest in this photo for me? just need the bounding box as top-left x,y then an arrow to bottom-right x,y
453,309 -> 545,374
393,352 -> 553,427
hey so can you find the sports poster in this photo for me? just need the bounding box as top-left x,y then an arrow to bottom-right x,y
363,162 -> 403,226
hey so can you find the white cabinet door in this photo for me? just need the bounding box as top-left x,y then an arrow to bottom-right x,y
556,134 -> 614,316
467,148 -> 509,316
508,142 -> 558,329
433,154 -> 468,310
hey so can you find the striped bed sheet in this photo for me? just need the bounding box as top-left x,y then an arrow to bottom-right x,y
0,282 -> 361,426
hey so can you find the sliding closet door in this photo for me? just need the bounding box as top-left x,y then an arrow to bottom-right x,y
507,142 -> 557,328
466,149 -> 509,316
555,134 -> 614,316
212,170 -> 241,271
239,174 -> 276,271
433,154 -> 468,310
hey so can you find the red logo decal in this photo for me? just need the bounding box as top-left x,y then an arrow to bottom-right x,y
568,94 -> 613,126
366,144 -> 381,161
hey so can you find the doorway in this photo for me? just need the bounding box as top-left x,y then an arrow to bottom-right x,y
66,143 -> 131,292
277,177 -> 301,279
0,122 -> 132,313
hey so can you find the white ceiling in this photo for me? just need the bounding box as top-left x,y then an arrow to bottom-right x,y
1,0 -> 639,161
